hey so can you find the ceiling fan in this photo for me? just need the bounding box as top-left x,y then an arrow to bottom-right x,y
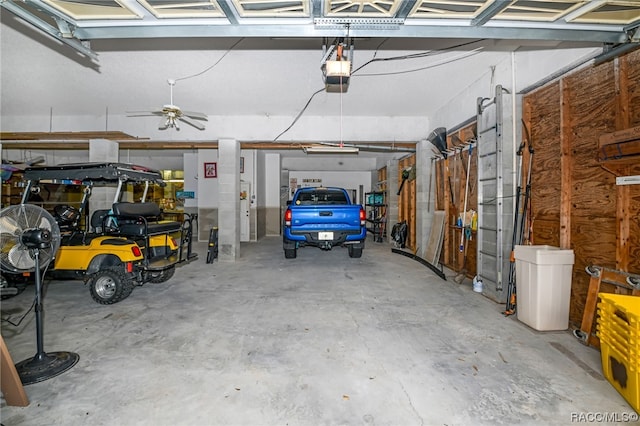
127,79 -> 208,131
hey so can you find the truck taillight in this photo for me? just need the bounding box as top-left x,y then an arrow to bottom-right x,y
285,209 -> 292,226
131,246 -> 142,257
360,208 -> 366,226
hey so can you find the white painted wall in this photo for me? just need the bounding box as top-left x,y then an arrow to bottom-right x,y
197,149 -> 219,208
265,153 -> 281,208
287,171 -> 372,204
183,153 -> 198,210
430,46 -> 602,130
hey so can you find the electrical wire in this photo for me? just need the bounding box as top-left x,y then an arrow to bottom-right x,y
273,87 -> 325,141
273,39 -> 486,141
1,295 -> 36,327
351,39 -> 485,75
355,49 -> 483,77
175,38 -> 244,82
372,38 -> 389,58
1,264 -> 53,327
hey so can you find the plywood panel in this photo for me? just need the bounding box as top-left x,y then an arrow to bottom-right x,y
526,82 -> 561,246
630,186 -> 640,273
440,122 -> 477,277
565,61 -> 619,326
398,155 -> 416,252
525,48 -> 640,331
626,50 -> 640,126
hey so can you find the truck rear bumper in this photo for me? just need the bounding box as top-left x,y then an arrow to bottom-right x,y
284,228 -> 366,246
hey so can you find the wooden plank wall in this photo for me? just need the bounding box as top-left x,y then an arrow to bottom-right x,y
398,154 -> 416,251
523,49 -> 640,328
437,123 -> 478,277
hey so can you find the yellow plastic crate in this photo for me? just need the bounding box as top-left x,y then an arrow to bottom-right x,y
597,293 -> 640,414
598,321 -> 639,356
598,293 -> 640,335
600,338 -> 639,414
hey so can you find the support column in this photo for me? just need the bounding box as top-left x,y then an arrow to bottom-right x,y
416,139 -> 432,259
386,159 -> 399,245
265,153 -> 281,236
89,139 -> 119,212
218,139 -> 240,261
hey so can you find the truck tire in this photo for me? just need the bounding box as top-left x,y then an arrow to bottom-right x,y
89,269 -> 134,305
147,265 -> 176,283
283,238 -> 297,259
348,245 -> 363,258
284,247 -> 297,259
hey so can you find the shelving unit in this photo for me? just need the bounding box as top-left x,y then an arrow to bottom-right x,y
365,191 -> 386,242
1,174 -> 24,208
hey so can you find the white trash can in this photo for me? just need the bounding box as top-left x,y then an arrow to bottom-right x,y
514,245 -> 575,331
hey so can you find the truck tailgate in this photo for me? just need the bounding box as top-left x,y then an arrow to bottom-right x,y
290,205 -> 362,230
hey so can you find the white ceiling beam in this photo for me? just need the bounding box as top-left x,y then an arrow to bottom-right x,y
70,21 -> 627,43
0,1 -> 98,61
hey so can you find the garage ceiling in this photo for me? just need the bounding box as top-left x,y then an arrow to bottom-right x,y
2,0 -> 640,62
1,0 -> 640,155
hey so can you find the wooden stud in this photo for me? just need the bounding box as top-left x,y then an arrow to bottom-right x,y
559,78 -> 572,250
614,56 -> 631,274
0,336 -> 29,407
579,273 -> 603,348
578,267 -> 640,347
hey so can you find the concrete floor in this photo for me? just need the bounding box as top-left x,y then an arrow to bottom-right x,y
0,236 -> 634,425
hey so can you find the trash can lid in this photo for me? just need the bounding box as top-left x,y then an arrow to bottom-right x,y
514,245 -> 575,265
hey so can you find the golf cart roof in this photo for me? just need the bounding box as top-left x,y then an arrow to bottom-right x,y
23,162 -> 165,186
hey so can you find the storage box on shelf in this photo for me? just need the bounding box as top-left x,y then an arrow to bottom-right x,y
596,293 -> 640,414
1,176 -> 24,208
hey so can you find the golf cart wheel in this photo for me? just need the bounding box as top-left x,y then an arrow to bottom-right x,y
89,269 -> 133,305
147,265 -> 176,284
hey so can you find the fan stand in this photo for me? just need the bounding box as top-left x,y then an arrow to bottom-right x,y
14,249 -> 79,385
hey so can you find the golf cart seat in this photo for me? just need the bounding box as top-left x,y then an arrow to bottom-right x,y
111,202 -> 182,236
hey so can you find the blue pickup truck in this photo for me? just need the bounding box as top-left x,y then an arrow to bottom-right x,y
283,187 -> 366,258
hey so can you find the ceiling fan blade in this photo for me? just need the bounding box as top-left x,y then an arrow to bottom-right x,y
181,111 -> 208,121
179,116 -> 205,130
126,110 -> 164,117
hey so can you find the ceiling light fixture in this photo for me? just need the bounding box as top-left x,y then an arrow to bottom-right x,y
616,175 -> 640,185
304,146 -> 359,154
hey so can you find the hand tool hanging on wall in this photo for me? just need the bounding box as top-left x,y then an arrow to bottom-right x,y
427,157 -> 435,212
428,127 -> 448,158
452,146 -> 459,208
397,167 -> 411,195
431,147 -> 445,210
459,143 -> 474,252
504,120 -> 534,316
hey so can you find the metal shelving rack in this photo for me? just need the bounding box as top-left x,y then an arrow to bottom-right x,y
365,191 -> 386,242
